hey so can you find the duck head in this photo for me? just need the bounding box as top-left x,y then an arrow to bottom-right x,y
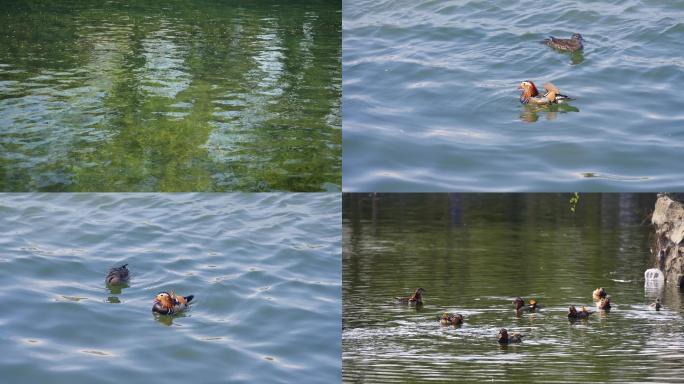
154,292 -> 174,309
518,81 -> 539,103
498,328 -> 509,342
528,299 -> 537,310
568,305 -> 577,316
594,287 -> 607,299
414,287 -> 425,297
572,33 -> 583,41
513,297 -> 525,310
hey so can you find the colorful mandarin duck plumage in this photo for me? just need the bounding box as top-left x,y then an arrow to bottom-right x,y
568,305 -> 592,320
597,296 -> 612,310
105,264 -> 130,285
518,81 -> 571,105
650,298 -> 662,311
497,328 -> 523,344
440,312 -> 464,326
395,288 -> 425,305
513,297 -> 538,314
543,33 -> 584,52
592,287 -> 607,301
152,292 -> 194,315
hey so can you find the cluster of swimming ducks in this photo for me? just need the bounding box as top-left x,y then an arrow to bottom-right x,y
395,286 -> 662,345
105,264 -> 194,315
517,33 -> 583,105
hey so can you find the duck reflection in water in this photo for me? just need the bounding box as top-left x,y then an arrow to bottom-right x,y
519,104 -> 580,123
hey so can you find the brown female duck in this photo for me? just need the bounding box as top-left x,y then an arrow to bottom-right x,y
543,33 -> 584,52
395,288 -> 425,305
105,264 -> 130,285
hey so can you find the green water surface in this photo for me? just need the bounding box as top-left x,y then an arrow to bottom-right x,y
343,193 -> 684,383
0,0 -> 341,191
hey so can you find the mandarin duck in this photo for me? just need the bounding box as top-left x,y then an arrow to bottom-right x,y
592,287 -> 607,301
440,312 -> 464,326
518,81 -> 571,104
152,291 -> 194,315
395,288 -> 425,305
544,33 -> 583,52
513,297 -> 538,314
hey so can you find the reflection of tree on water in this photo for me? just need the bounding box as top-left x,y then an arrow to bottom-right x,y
0,0 -> 341,191
519,103 -> 580,123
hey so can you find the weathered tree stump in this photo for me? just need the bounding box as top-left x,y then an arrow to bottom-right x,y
652,194 -> 684,286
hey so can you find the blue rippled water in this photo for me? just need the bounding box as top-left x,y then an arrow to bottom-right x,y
0,193 -> 340,384
343,0 -> 684,191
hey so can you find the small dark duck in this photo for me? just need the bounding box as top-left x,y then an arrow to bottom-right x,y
497,328 -> 523,344
518,81 -> 572,105
650,298 -> 662,311
568,305 -> 592,320
597,296 -> 612,311
152,292 -> 194,315
543,33 -> 584,52
395,288 -> 425,305
592,287 -> 607,301
105,264 -> 130,285
440,312 -> 464,326
513,297 -> 538,313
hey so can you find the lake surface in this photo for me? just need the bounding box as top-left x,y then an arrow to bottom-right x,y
0,0 -> 341,192
343,0 -> 684,191
343,193 -> 684,382
0,193 -> 341,384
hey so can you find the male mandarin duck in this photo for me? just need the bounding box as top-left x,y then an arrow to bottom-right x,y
518,81 -> 571,105
544,33 -> 584,52
592,287 -> 607,301
513,297 -> 538,314
152,292 -> 194,315
440,312 -> 464,326
395,288 -> 425,305
597,296 -> 612,310
105,264 -> 130,285
650,298 -> 662,311
497,328 -> 523,344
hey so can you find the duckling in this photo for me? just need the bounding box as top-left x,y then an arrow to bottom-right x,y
568,305 -> 593,320
650,298 -> 662,311
513,297 -> 538,314
543,33 -> 584,52
152,291 -> 194,315
395,288 -> 425,305
592,287 -> 607,301
440,312 -> 464,326
518,81 -> 572,105
597,296 -> 612,311
497,328 -> 523,344
105,264 -> 130,285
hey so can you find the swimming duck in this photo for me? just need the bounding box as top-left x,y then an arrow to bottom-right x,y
440,312 -> 464,326
650,298 -> 662,311
543,33 -> 584,52
497,328 -> 523,344
568,305 -> 593,320
597,296 -> 612,310
152,292 -> 194,315
513,297 -> 538,313
105,264 -> 130,285
395,288 -> 425,305
592,287 -> 607,301
518,81 -> 571,105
